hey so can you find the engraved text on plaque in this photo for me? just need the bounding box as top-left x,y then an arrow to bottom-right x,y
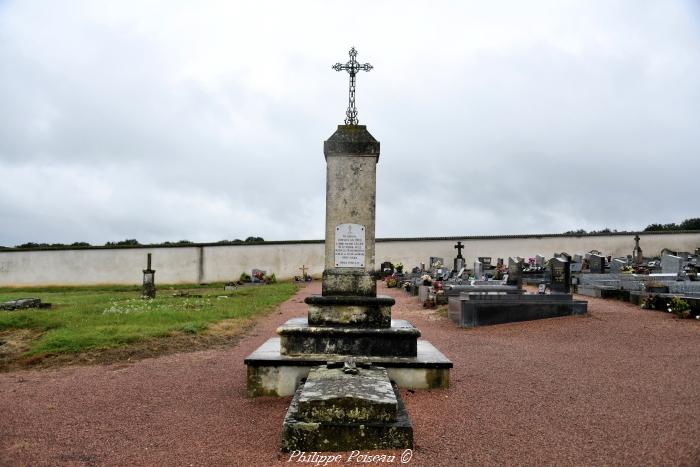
334,223 -> 365,267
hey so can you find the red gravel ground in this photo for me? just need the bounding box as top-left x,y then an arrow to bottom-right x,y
1,282 -> 699,466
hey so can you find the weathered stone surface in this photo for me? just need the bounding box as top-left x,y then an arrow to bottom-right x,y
0,298 -> 49,311
297,366 -> 397,423
245,338 -> 452,396
142,269 -> 156,299
322,270 -> 376,297
277,318 -> 420,357
282,380 -> 412,452
323,125 -> 380,158
305,294 -> 394,327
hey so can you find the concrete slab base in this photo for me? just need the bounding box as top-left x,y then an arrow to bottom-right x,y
245,338 -> 452,397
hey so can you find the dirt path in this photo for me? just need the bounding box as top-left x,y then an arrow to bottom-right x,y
1,283 -> 699,466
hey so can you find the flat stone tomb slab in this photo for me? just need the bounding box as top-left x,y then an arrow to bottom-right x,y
298,366 -> 397,423
448,294 -> 588,328
282,373 -> 412,452
305,294 -> 394,328
245,338 -> 452,397
277,317 -> 420,357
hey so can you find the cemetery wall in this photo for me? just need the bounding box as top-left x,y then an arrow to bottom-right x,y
0,231 -> 698,286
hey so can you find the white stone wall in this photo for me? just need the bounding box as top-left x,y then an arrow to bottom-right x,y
0,232 -> 698,287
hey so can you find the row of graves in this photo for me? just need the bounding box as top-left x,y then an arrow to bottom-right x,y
383,234 -> 700,326
381,242 -> 588,327
572,239 -> 700,319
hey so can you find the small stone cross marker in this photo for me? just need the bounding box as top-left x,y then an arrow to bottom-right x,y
332,47 -> 373,125
299,265 -> 308,277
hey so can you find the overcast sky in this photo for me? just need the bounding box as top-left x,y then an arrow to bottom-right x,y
1,1 -> 698,246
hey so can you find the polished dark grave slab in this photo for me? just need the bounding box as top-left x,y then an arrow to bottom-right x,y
282,365 -> 412,452
448,293 -> 587,327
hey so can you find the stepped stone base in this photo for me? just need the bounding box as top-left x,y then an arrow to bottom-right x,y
282,368 -> 412,452
277,317 -> 420,357
245,338 -> 452,397
305,295 -> 394,328
322,270 -> 376,297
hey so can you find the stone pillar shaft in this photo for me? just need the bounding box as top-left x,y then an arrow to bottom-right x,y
321,125 -> 380,297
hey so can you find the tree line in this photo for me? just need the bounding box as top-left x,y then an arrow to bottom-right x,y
3,237 -> 266,249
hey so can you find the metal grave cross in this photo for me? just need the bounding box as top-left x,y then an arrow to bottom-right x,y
332,47 -> 373,125
454,241 -> 465,259
299,265 -> 308,277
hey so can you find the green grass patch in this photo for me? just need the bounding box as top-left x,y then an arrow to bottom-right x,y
0,282 -> 298,357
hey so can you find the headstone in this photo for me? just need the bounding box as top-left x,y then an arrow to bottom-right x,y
535,255 -> 545,268
570,258 -> 583,273
453,241 -> 465,272
429,257 -> 444,270
473,261 -> 482,278
506,257 -> 523,288
478,257 -> 492,265
589,254 -> 605,274
632,234 -> 644,265
661,254 -> 683,275
141,253 -> 156,299
380,261 -> 393,272
496,258 -> 504,268
550,257 -> 571,293
610,258 -> 626,273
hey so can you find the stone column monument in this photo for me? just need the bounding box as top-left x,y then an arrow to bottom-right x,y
244,48 -> 452,451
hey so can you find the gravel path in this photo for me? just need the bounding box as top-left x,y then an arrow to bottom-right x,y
1,283 -> 699,466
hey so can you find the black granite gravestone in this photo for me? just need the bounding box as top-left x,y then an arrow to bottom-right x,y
550,257 -> 571,294
589,254 -> 605,274
506,257 -> 523,288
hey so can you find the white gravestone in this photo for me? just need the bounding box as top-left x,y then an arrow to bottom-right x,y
335,223 -> 366,268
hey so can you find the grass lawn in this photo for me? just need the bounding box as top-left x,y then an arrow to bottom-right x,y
0,282 -> 298,368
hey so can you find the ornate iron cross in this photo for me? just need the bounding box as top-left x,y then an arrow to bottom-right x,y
333,47 -> 373,125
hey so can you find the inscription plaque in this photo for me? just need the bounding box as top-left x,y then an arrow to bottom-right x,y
335,223 -> 365,267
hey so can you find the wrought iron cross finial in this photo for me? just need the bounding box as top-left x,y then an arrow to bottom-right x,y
332,47 -> 373,125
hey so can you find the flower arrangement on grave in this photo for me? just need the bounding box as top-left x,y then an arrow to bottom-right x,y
395,262 -> 404,274
421,274 -> 432,286
640,295 -> 662,310
386,276 -> 398,288
621,265 -> 634,274
239,272 -> 252,283
667,297 -> 692,319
